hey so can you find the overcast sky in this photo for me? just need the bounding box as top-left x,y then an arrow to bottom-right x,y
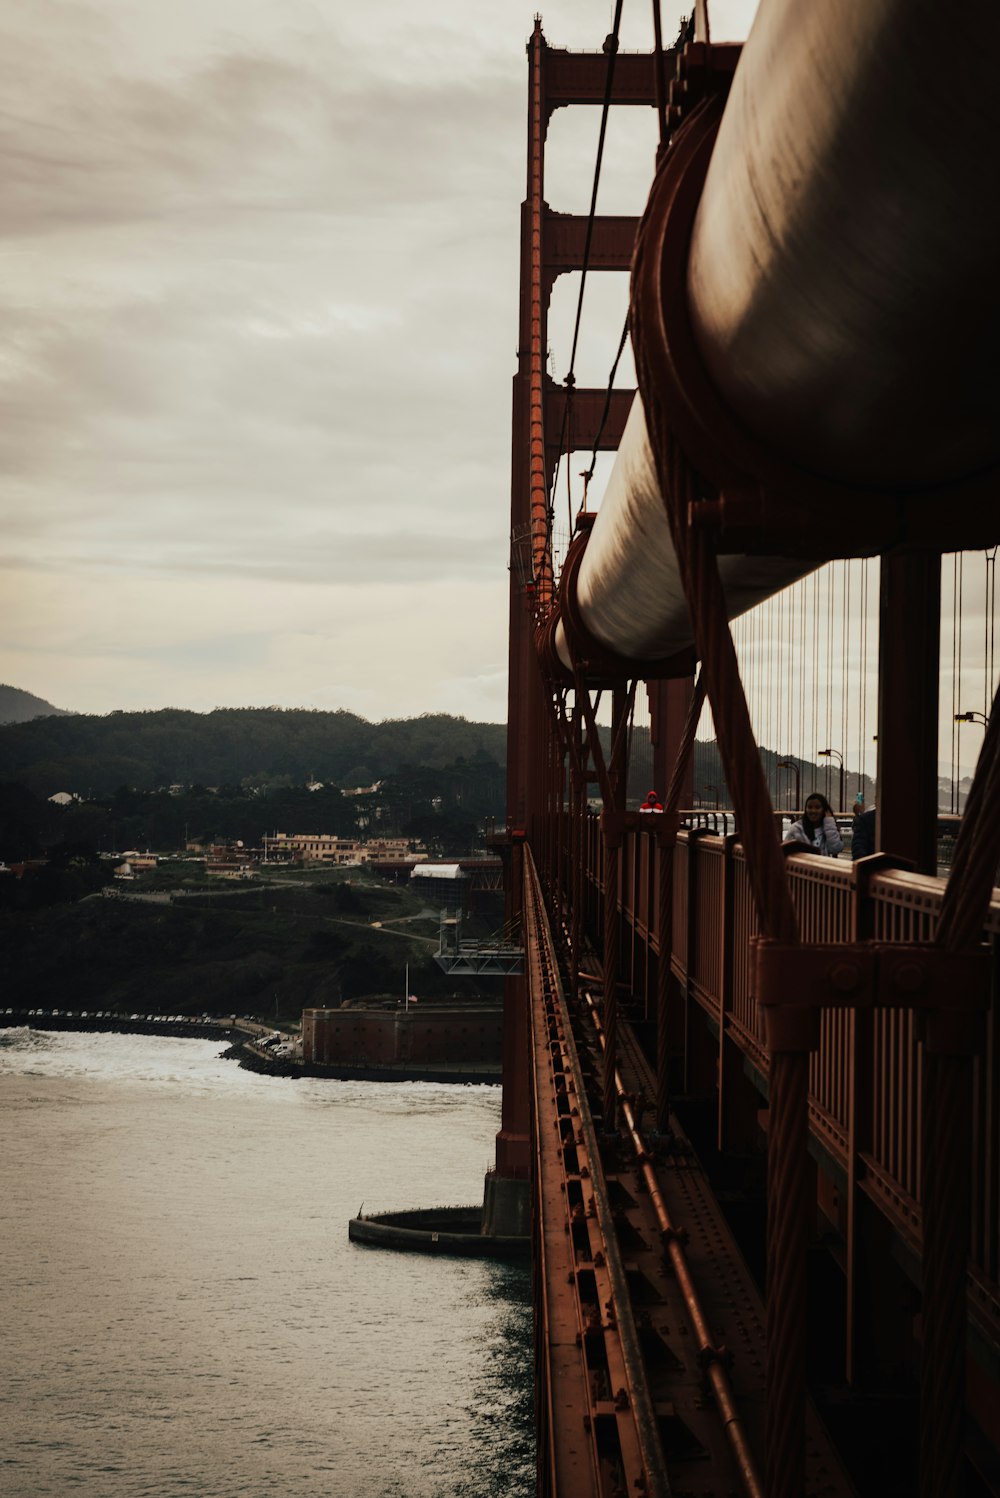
0,0 -> 759,722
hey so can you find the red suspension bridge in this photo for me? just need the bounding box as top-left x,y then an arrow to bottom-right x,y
487,4 -> 1000,1496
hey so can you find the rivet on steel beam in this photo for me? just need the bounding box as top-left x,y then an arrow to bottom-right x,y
893,961 -> 925,994
830,961 -> 861,992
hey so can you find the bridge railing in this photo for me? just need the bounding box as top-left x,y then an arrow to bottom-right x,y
582,815 -> 1000,1332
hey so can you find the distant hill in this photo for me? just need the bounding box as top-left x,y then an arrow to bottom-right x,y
0,684 -> 72,726
0,693 -> 876,812
0,706 -> 507,797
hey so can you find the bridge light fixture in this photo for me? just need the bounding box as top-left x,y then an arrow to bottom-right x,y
817,748 -> 845,811
776,758 -> 800,811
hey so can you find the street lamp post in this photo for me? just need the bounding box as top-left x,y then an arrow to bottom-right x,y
776,758 -> 800,811
818,748 -> 845,811
953,713 -> 987,815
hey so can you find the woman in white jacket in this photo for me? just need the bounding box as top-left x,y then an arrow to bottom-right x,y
783,791 -> 844,857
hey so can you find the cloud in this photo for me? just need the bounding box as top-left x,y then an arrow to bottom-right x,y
0,560 -> 510,717
0,1 -> 524,237
0,1 -> 760,718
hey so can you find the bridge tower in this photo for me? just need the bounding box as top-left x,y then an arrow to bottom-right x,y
489,21 -> 658,1236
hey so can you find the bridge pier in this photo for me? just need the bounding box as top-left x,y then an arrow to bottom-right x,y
481,1168 -> 530,1239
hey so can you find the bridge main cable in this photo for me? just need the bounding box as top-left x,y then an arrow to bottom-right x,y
548,0 -> 1000,676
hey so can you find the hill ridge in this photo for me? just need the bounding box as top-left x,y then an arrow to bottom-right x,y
0,704 -> 508,796
0,683 -> 71,725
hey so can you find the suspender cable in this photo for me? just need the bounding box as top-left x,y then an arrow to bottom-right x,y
551,2 -> 625,540
566,0 -> 625,382
581,315 -> 631,492
801,588 -> 808,770
814,577 -> 819,781
784,587 -> 791,777
842,560 -> 849,804
859,560 -> 868,802
827,569 -> 835,805
958,553 -> 965,811
951,555 -> 959,813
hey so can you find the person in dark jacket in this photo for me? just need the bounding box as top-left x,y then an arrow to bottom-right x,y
851,806 -> 876,859
783,791 -> 844,856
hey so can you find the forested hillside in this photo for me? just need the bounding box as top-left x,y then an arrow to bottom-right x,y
0,707 -> 508,797
0,684 -> 70,725
0,697 -> 875,873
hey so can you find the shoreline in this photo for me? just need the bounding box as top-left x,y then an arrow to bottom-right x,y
2,1014 -> 501,1085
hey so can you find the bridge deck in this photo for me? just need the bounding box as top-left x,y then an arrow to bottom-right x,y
524,846 -> 855,1496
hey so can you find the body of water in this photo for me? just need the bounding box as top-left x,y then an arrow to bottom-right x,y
0,1028 -> 533,1498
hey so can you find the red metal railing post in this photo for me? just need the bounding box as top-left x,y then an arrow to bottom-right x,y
570,766 -> 586,999
551,730 -> 564,918
684,826 -> 709,1092
655,822 -> 674,1133
753,980 -> 821,1498
845,853 -> 906,1384
919,1041 -> 974,1498
845,885 -> 875,1387
765,1044 -> 813,1498
602,810 -> 623,1132
716,832 -> 738,1151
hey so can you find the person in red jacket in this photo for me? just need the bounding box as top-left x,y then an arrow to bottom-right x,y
639,790 -> 663,814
